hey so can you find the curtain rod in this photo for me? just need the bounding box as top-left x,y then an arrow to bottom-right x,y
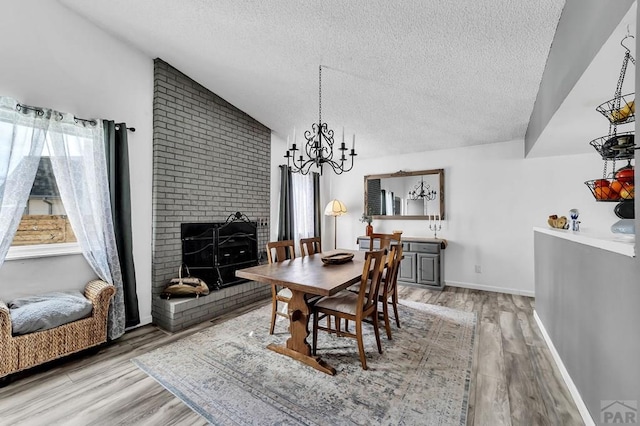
16,103 -> 135,131
115,124 -> 136,132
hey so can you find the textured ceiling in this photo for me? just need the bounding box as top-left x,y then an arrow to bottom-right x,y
58,0 -> 565,158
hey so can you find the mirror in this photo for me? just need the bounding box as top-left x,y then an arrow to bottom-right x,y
364,169 -> 445,220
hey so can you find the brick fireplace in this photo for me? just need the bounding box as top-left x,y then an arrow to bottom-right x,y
152,59 -> 271,332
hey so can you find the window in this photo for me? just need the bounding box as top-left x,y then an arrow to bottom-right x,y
291,172 -> 315,245
11,155 -> 76,247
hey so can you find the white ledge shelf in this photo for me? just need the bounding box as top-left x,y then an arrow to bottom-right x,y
5,242 -> 82,260
534,227 -> 635,257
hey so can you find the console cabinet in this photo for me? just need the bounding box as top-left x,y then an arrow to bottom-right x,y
357,237 -> 447,290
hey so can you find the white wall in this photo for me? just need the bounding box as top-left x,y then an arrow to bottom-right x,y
324,140 -> 618,296
27,199 -> 65,215
0,1 -> 154,324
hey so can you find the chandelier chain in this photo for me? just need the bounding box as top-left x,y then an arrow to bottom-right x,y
318,65 -> 322,124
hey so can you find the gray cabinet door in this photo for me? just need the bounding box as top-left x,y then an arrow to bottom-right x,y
417,253 -> 440,287
399,252 -> 417,283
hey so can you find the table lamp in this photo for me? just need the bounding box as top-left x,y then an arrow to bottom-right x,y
324,199 -> 347,249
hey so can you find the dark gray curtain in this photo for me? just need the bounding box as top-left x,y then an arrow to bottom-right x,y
313,172 -> 321,237
104,120 -> 140,328
278,165 -> 294,241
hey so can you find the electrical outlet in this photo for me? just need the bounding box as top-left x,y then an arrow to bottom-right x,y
475,265 -> 481,273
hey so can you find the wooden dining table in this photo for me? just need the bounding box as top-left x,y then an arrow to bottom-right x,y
235,249 -> 367,375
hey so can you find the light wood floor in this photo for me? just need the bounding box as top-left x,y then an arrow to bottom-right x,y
0,285 -> 584,426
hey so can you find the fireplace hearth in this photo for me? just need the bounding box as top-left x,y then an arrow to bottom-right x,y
181,212 -> 259,290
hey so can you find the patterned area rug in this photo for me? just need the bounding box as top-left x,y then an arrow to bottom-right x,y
133,300 -> 477,425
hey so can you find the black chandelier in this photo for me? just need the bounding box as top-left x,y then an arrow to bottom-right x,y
408,176 -> 437,201
284,65 -> 357,175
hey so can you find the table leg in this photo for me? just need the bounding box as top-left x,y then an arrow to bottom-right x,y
266,289 -> 336,375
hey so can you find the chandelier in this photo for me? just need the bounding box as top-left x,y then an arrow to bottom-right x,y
284,65 -> 357,175
408,176 -> 436,200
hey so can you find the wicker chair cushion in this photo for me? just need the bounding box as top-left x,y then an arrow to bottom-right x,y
9,291 -> 93,336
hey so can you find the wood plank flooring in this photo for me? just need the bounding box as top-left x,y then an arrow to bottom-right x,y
0,285 -> 584,425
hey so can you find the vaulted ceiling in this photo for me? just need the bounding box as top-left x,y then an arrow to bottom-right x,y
59,0 -> 565,158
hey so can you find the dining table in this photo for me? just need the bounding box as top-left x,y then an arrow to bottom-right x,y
235,249 -> 367,375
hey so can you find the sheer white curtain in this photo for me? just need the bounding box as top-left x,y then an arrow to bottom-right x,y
47,116 -> 125,339
291,172 -> 315,253
0,97 -> 48,269
385,191 -> 394,215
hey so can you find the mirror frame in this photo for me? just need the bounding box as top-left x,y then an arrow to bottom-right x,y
364,168 -> 445,220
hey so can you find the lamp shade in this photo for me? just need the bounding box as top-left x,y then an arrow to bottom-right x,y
324,199 -> 347,216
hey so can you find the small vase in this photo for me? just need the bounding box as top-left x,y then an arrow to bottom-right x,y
366,224 -> 373,236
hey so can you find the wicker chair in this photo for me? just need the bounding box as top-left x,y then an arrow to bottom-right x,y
0,279 -> 116,379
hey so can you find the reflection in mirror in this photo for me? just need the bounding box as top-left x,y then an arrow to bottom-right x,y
365,169 -> 444,220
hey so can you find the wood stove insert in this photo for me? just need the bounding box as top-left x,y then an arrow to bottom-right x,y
181,212 -> 258,290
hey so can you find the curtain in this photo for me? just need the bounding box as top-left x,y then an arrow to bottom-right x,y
385,191 -> 394,215
312,172 -> 321,238
104,121 -> 140,328
291,172 -> 315,249
0,97 -> 49,269
380,189 -> 387,215
277,165 -> 294,241
47,116 -> 125,340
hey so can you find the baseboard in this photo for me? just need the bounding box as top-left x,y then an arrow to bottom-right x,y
126,315 -> 153,332
533,310 -> 595,426
139,315 -> 153,326
445,280 -> 535,297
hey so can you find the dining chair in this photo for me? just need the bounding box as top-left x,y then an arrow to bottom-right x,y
312,249 -> 387,370
299,237 -> 322,257
266,240 -> 295,335
346,244 -> 402,339
368,231 -> 402,250
362,231 -> 401,285
378,243 -> 403,339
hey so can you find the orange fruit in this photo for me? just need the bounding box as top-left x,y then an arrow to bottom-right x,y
594,187 -> 617,200
610,180 -> 624,194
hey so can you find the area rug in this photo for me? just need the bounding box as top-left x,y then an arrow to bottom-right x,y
132,300 -> 477,426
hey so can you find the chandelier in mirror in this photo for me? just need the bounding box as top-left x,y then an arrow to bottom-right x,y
284,65 -> 357,175
408,176 -> 437,201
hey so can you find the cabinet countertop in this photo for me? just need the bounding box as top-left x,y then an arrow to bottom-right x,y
358,236 -> 447,249
533,227 -> 634,257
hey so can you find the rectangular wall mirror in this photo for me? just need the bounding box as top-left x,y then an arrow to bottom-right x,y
364,169 -> 445,220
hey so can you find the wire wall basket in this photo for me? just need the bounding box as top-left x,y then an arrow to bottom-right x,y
596,92 -> 635,125
589,131 -> 636,160
584,178 -> 635,202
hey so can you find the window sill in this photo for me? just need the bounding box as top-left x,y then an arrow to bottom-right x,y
5,243 -> 83,260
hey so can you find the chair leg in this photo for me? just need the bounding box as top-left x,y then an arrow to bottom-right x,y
392,291 -> 401,328
355,319 -> 367,370
312,310 -> 319,356
372,311 -> 383,354
382,298 -> 392,340
269,300 -> 277,335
